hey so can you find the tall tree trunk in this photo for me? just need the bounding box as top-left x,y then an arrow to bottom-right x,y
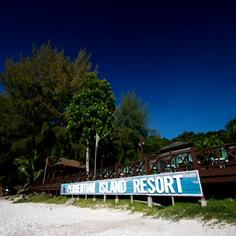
86,142 -> 90,174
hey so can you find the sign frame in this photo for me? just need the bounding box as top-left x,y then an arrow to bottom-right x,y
60,170 -> 203,197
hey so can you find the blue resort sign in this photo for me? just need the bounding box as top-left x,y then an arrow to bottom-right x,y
60,170 -> 203,197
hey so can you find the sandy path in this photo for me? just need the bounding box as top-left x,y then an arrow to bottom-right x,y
0,199 -> 236,236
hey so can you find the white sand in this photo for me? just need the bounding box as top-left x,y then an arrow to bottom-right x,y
0,199 -> 236,236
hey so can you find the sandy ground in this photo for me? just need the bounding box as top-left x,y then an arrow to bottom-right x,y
0,199 -> 236,236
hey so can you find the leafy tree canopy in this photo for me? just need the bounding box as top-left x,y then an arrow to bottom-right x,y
225,118 -> 236,142
113,91 -> 149,163
144,130 -> 168,156
66,73 -> 115,144
0,42 -> 93,185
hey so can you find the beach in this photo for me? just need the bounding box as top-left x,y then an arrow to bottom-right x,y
0,198 -> 236,236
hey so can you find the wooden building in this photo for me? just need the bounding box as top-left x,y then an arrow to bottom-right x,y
32,143 -> 236,197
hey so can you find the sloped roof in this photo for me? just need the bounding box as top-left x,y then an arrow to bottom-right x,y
53,158 -> 85,169
160,141 -> 191,152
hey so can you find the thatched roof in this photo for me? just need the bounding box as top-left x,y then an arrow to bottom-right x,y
52,158 -> 85,169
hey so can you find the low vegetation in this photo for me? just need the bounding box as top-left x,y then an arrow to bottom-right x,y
13,193 -> 236,224
14,193 -> 67,204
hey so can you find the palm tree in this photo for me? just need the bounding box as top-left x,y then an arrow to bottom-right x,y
14,150 -> 43,185
225,118 -> 236,142
194,135 -> 223,149
194,137 -> 209,149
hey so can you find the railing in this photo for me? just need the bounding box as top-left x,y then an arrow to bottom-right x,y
195,144 -> 236,169
33,144 -> 236,189
149,148 -> 194,174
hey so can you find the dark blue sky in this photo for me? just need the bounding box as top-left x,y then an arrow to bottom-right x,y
1,0 -> 236,139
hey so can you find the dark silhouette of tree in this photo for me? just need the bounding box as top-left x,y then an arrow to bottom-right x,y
0,42 -> 93,186
113,91 -> 149,163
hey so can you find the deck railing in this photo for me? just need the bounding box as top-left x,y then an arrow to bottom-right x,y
33,144 -> 236,190
195,144 -> 236,169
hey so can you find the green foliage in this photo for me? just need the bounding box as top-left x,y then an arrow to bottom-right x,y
2,41 -> 235,190
115,91 -> 148,136
172,130 -> 226,150
66,73 -> 115,144
172,131 -> 197,143
14,150 -> 43,184
66,73 -> 115,170
0,42 -> 93,186
29,194 -> 67,204
145,131 -> 168,155
113,91 -> 149,163
20,194 -> 236,224
157,198 -> 236,224
194,134 -> 224,149
75,197 -> 236,224
14,192 -> 67,204
225,118 -> 236,142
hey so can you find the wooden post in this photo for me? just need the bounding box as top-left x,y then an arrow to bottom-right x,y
115,195 -> 119,204
130,195 -> 134,204
191,147 -> 199,170
171,196 -> 175,206
103,194 -> 106,203
147,196 -> 153,208
115,162 -> 119,177
200,197 -> 207,207
85,195 -> 87,200
145,158 -> 151,174
139,139 -> 145,160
